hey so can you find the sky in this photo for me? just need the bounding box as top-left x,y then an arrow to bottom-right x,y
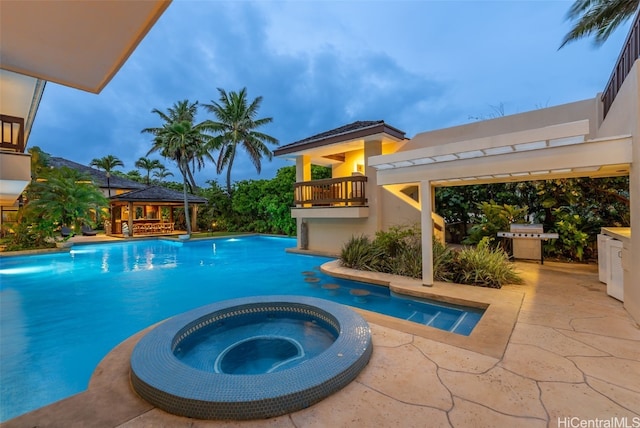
28,0 -> 633,187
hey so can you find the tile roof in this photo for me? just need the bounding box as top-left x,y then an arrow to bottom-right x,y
48,156 -> 145,190
109,186 -> 207,204
273,120 -> 405,157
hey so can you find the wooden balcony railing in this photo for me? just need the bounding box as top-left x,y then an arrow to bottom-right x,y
294,175 -> 367,207
602,10 -> 640,119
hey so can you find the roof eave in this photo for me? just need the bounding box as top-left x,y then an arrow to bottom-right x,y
274,123 -> 406,157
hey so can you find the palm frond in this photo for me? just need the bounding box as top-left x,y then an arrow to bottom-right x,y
560,0 -> 639,47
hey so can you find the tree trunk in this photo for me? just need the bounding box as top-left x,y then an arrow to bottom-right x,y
186,167 -> 198,192
180,163 -> 192,235
226,151 -> 235,195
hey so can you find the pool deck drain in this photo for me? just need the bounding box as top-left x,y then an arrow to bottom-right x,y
3,261 -> 639,427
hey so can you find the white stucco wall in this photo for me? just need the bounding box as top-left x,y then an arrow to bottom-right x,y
405,98 -> 599,151
333,150 -> 364,178
598,60 -> 639,324
304,217 -> 372,255
379,188 -> 421,230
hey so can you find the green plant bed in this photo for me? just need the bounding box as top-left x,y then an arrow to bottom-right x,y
450,239 -> 523,288
341,227 -> 523,288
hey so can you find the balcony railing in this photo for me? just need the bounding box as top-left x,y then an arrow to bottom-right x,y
294,175 -> 367,207
602,10 -> 640,119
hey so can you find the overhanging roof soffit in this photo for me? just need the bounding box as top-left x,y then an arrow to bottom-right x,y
369,120 -> 592,170
0,1 -> 171,93
374,135 -> 632,186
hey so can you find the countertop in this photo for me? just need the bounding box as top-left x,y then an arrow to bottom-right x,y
601,227 -> 631,243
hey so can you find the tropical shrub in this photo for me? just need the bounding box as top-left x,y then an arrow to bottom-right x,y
4,211 -> 57,251
5,166 -> 109,250
231,171 -> 296,235
545,207 -> 590,261
435,182 -> 536,243
369,225 -> 422,277
195,166 -> 331,236
464,201 -> 528,247
340,226 -> 522,287
392,234 -> 423,278
340,235 -> 380,271
436,177 -> 629,261
25,166 -> 108,230
450,238 -> 523,288
433,238 -> 454,282
196,180 -> 234,232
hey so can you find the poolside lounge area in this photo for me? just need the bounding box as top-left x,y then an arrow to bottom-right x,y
4,259 -> 638,427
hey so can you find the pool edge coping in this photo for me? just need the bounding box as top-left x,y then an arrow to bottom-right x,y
320,259 -> 524,360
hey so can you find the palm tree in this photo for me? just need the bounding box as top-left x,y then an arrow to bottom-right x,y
142,100 -> 209,192
28,146 -> 50,181
26,166 -> 108,233
90,155 -> 124,198
116,169 -> 144,183
152,165 -> 174,183
203,88 -> 279,194
147,120 -> 213,235
135,157 -> 163,185
560,0 -> 639,48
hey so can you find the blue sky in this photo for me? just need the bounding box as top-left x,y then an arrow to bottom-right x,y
28,0 -> 632,187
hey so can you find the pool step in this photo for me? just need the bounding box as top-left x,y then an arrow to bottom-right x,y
406,311 -> 471,334
407,310 -> 469,333
407,310 -> 443,326
425,311 -> 442,326
448,312 -> 468,333
406,311 -> 420,322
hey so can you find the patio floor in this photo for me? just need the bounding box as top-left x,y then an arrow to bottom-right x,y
3,259 -> 639,428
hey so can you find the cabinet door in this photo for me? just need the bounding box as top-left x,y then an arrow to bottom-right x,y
607,239 -> 624,301
597,234 -> 611,283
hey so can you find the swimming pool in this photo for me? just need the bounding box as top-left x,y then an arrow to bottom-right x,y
0,235 -> 482,421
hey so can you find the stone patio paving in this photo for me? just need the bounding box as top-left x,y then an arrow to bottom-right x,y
3,259 -> 639,428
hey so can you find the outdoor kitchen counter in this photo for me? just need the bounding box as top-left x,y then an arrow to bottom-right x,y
601,227 -> 631,243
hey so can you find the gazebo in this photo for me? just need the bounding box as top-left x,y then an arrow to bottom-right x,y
107,186 -> 207,236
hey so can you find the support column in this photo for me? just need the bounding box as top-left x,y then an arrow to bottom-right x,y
364,140 -> 383,233
296,156 -> 312,249
296,155 -> 311,182
191,204 -> 198,232
127,202 -> 134,236
420,180 -> 433,286
296,155 -> 312,208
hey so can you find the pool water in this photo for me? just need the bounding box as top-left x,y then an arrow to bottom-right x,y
176,317 -> 336,374
0,235 -> 483,421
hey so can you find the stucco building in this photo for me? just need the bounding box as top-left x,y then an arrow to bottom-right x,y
275,13 -> 640,323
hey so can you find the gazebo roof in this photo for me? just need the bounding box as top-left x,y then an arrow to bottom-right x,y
110,186 -> 207,204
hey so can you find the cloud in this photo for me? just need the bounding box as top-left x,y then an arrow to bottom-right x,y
27,0 -> 631,188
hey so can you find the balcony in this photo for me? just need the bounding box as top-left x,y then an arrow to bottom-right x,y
292,175 -> 369,219
294,175 -> 367,206
0,151 -> 31,205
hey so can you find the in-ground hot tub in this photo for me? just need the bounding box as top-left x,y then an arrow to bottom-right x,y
130,295 -> 373,420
